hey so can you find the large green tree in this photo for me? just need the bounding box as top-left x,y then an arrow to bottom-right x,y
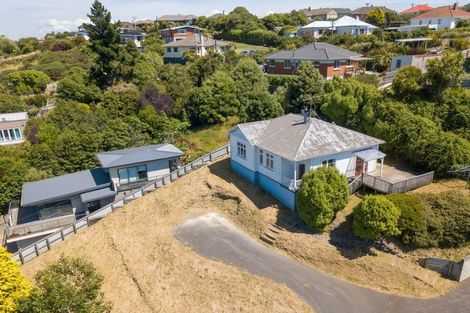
232,58 -> 283,122
392,66 -> 423,101
287,61 -> 324,113
83,0 -> 122,88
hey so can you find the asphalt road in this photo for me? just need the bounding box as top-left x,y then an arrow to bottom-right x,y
174,213 -> 470,313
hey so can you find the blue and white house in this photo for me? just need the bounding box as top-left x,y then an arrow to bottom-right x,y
229,112 -> 386,211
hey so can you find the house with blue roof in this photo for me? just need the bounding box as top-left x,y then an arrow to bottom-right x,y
4,143 -> 184,252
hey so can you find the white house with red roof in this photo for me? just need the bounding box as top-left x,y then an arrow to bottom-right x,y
409,3 -> 470,29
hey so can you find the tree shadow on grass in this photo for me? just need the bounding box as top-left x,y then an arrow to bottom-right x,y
207,158 -> 317,235
329,214 -> 376,260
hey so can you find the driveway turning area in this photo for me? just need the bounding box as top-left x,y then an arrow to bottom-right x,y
174,213 -> 470,313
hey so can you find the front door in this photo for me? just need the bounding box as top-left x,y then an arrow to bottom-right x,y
355,158 -> 368,176
298,164 -> 306,179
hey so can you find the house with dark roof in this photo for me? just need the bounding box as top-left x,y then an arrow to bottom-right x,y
408,3 -> 470,30
4,144 -> 184,252
229,112 -> 386,210
300,7 -> 352,21
157,14 -> 197,24
264,42 -> 366,78
163,35 -> 230,64
351,6 -> 395,21
0,112 -> 28,146
160,25 -> 203,43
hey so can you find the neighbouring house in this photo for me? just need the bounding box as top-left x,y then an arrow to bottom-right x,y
156,14 -> 197,25
390,53 -> 442,72
229,112 -> 386,210
400,4 -> 433,16
300,7 -> 339,21
0,112 -> 28,146
75,25 -> 146,49
134,19 -> 155,29
299,16 -> 378,38
163,35 -> 230,64
160,25 -> 203,43
4,144 -> 184,252
406,4 -> 470,30
351,6 -> 395,21
264,42 -> 366,79
119,28 -> 146,49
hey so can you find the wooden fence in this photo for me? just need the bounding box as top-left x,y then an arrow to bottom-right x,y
362,171 -> 434,194
11,145 -> 230,264
348,176 -> 363,194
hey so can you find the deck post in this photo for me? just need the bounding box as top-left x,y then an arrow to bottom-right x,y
293,161 -> 297,190
380,157 -> 384,177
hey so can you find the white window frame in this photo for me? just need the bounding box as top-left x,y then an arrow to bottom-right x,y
322,159 -> 336,168
396,59 -> 402,69
237,142 -> 247,159
0,128 -> 21,142
268,59 -> 276,67
284,60 -> 292,69
174,47 -> 179,52
265,153 -> 274,170
259,149 -> 264,164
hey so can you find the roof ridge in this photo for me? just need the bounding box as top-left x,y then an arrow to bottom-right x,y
293,119 -> 314,161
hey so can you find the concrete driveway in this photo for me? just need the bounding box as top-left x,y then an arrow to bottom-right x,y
174,213 -> 470,313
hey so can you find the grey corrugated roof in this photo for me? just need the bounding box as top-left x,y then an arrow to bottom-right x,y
80,187 -> 116,203
234,114 -> 385,162
163,36 -> 227,47
21,168 -> 111,207
157,14 -> 197,21
265,42 -> 361,61
97,143 -> 184,168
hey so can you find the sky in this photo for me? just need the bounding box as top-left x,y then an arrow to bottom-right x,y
0,0 -> 455,39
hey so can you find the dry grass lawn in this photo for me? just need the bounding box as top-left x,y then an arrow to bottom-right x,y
21,158 -> 467,310
21,159 -> 313,313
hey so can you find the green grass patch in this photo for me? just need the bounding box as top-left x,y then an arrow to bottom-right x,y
177,117 -> 238,162
222,41 -> 271,53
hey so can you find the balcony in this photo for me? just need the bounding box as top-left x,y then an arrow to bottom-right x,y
5,201 -> 76,240
281,176 -> 302,191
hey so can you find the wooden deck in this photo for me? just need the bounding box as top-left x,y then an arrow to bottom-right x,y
348,163 -> 434,195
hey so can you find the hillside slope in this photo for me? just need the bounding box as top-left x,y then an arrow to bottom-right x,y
20,158 -> 312,313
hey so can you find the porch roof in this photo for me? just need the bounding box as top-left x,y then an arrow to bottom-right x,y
354,149 -> 386,162
80,187 -> 116,203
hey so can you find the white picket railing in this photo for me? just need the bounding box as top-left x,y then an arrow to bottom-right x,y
11,145 -> 230,264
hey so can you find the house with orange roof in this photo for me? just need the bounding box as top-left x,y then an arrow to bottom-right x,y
409,3 -> 470,29
400,4 -> 433,16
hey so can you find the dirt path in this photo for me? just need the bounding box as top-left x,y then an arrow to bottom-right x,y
175,213 -> 470,313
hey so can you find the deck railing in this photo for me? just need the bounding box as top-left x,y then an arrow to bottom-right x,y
10,145 -> 230,264
362,171 -> 434,194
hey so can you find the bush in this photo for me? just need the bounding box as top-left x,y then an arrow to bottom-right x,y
0,247 -> 32,313
352,195 -> 401,240
297,166 -> 349,230
418,191 -> 470,248
0,93 -> 27,113
386,193 -> 427,246
17,256 -> 112,313
8,70 -> 51,95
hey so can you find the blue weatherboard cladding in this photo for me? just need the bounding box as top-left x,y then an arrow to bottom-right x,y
231,159 -> 296,211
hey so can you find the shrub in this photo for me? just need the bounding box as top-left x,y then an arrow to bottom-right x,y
0,93 -> 27,113
8,70 -> 51,95
352,195 -> 401,240
0,247 -> 31,313
17,256 -> 112,313
418,191 -> 470,248
297,166 -> 349,230
386,193 -> 427,246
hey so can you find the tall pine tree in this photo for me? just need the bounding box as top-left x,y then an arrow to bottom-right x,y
83,0 -> 122,88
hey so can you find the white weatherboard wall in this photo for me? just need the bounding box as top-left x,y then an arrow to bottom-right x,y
230,130 -> 255,172
410,17 -> 458,29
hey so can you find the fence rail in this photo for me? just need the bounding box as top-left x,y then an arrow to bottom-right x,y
11,145 -> 231,264
362,171 -> 434,194
348,176 -> 363,194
